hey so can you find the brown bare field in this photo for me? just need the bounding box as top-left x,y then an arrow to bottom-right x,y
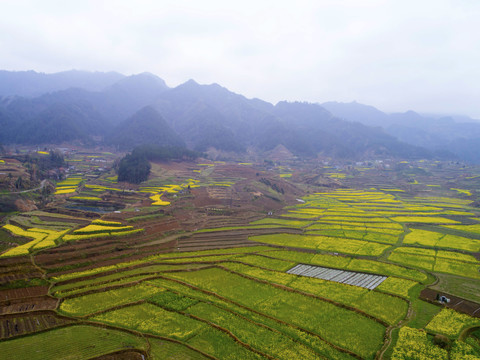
0,286 -> 49,301
0,297 -> 58,315
421,288 -> 480,318
91,350 -> 147,360
0,311 -> 73,339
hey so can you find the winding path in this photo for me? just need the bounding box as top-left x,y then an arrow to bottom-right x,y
376,302 -> 414,359
9,179 -> 47,194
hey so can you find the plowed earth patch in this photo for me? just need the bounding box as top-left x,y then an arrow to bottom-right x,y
0,286 -> 48,301
0,296 -> 57,315
0,311 -> 73,339
421,288 -> 480,317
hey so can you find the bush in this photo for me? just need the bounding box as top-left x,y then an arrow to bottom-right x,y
433,334 -> 451,350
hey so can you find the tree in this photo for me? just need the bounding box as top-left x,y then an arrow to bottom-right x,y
48,150 -> 65,167
15,176 -> 23,189
117,153 -> 151,184
116,145 -> 202,184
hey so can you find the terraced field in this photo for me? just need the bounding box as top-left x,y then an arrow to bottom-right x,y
1,160 -> 480,359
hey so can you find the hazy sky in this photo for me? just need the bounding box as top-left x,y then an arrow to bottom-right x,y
2,0 -> 480,117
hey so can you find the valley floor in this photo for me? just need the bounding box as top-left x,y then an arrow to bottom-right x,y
1,155 -> 480,359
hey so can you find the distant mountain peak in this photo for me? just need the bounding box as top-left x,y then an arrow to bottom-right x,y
178,79 -> 231,93
108,106 -> 184,150
321,100 -> 390,127
137,71 -> 159,77
405,110 -> 419,115
113,73 -> 168,88
184,79 -> 199,86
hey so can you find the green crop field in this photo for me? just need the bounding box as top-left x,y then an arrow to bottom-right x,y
0,325 -> 149,359
250,233 -> 391,255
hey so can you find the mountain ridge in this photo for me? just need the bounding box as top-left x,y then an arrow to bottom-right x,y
0,70 -> 125,97
0,69 -> 468,162
322,101 -> 480,162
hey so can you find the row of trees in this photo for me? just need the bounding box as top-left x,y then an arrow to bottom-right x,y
130,144 -> 203,161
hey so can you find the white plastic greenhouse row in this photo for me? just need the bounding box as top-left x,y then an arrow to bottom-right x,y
286,263 -> 387,290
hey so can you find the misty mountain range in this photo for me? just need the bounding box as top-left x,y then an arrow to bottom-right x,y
321,101 -> 480,163
0,70 -> 478,162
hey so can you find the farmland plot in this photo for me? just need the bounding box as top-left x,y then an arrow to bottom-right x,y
92,303 -> 206,341
59,284 -> 159,316
442,224 -> 480,235
388,248 -> 480,279
4,165 -> 480,360
0,325 -> 148,360
166,267 -> 386,358
145,278 -> 356,360
262,249 -> 428,282
426,308 -> 480,337
223,261 -> 407,325
93,303 -> 265,359
392,327 -> 448,360
250,233 -> 390,256
376,277 -> 418,298
186,302 -> 322,359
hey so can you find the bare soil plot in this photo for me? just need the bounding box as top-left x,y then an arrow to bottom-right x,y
91,350 -> 147,360
421,288 -> 480,318
0,297 -> 57,315
0,286 -> 48,301
0,312 -> 73,339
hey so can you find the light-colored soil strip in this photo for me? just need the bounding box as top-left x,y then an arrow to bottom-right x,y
287,264 -> 387,290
